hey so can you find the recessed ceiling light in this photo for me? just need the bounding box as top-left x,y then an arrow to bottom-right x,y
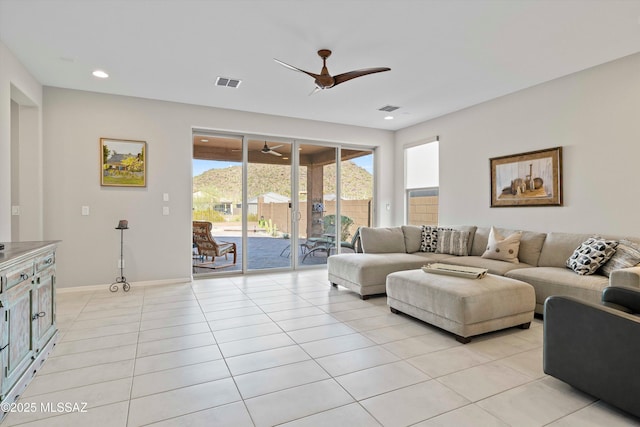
201,139 -> 208,142
384,116 -> 394,120
92,70 -> 109,79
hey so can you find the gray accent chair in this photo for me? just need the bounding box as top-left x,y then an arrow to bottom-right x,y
543,286 -> 640,419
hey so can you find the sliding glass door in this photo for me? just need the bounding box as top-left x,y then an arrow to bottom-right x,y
246,138 -> 292,271
192,133 -> 244,275
192,131 -> 375,276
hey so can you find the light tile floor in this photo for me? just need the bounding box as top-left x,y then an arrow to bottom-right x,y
3,270 -> 640,426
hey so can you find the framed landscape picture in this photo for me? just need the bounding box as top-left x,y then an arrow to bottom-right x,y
100,138 -> 147,187
490,146 -> 562,207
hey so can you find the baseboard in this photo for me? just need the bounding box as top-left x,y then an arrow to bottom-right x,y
56,277 -> 192,293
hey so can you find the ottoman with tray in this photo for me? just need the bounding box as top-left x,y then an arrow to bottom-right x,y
386,267 -> 535,343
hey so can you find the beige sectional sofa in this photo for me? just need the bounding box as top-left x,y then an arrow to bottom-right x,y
327,225 -> 640,313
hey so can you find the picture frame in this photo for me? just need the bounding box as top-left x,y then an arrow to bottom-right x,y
100,138 -> 147,187
490,146 -> 562,207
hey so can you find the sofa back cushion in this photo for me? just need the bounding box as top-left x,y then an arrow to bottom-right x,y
401,225 -> 423,253
360,227 -> 407,253
471,226 -> 546,266
538,232 -> 591,268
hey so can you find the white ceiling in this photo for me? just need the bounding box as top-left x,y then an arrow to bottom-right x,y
1,0 -> 640,131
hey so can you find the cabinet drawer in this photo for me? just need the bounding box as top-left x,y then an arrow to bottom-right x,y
2,261 -> 34,291
35,251 -> 55,272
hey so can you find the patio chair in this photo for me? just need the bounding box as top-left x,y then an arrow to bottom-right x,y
340,226 -> 362,253
301,215 -> 355,262
192,221 -> 237,268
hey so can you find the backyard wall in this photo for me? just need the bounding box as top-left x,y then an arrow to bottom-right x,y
257,199 -> 372,239
395,51 -> 640,236
407,195 -> 439,226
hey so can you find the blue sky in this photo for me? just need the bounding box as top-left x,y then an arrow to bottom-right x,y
193,154 -> 373,177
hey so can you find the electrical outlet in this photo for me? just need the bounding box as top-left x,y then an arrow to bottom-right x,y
162,206 -> 170,215
81,206 -> 90,216
163,193 -> 169,202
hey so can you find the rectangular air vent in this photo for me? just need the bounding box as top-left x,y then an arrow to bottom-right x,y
378,105 -> 400,112
215,77 -> 242,88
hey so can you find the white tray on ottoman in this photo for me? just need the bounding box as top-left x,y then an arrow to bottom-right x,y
386,268 -> 535,343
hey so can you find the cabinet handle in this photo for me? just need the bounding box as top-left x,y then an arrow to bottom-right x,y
32,312 -> 46,320
0,343 -> 8,353
20,273 -> 29,281
45,258 -> 53,265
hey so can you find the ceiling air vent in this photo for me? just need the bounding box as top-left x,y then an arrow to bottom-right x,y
378,105 -> 400,112
215,77 -> 242,88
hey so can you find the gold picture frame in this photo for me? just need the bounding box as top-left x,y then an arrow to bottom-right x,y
100,138 -> 147,187
490,146 -> 562,207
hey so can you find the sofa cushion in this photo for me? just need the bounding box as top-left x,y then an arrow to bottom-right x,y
439,256 -> 533,276
482,227 -> 522,264
327,252 -> 440,288
566,237 -> 618,275
538,232 -> 592,268
435,230 -> 469,256
599,239 -> 640,277
472,227 -> 546,266
506,266 -> 609,310
360,227 -> 406,253
401,225 -> 423,253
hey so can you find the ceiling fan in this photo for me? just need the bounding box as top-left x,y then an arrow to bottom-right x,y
274,49 -> 390,94
260,141 -> 283,156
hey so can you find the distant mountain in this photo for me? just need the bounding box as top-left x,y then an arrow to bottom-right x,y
193,161 -> 372,202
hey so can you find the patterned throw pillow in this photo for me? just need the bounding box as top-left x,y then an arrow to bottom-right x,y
420,226 -> 438,252
435,230 -> 470,256
481,226 -> 522,264
420,226 -> 452,252
566,237 -> 618,275
599,239 -> 640,277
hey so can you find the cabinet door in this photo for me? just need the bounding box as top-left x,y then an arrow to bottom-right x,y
33,267 -> 55,352
0,304 -> 4,401
3,280 -> 33,395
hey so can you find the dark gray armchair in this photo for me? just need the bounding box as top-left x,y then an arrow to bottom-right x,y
543,286 -> 640,418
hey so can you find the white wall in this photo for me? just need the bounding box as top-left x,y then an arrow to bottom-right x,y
395,52 -> 640,237
43,88 -> 394,288
0,40 -> 43,242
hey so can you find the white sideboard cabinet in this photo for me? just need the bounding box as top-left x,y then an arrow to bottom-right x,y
0,241 -> 59,416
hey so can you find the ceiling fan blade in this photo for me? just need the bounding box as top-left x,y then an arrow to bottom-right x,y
274,58 -> 319,80
309,86 -> 322,96
333,67 -> 391,86
268,150 -> 282,157
269,145 -> 284,150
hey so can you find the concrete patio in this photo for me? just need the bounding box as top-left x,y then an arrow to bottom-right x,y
193,235 -> 341,274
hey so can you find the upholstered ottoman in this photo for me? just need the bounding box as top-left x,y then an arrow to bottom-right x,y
386,269 -> 535,343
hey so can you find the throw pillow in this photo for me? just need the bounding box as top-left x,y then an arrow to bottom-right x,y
566,237 -> 619,275
599,239 -> 640,277
420,226 -> 452,252
481,226 -> 522,264
435,230 -> 470,256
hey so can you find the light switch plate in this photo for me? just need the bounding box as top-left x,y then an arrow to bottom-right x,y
163,193 -> 169,202
81,206 -> 90,216
162,206 -> 170,215
11,206 -> 20,216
